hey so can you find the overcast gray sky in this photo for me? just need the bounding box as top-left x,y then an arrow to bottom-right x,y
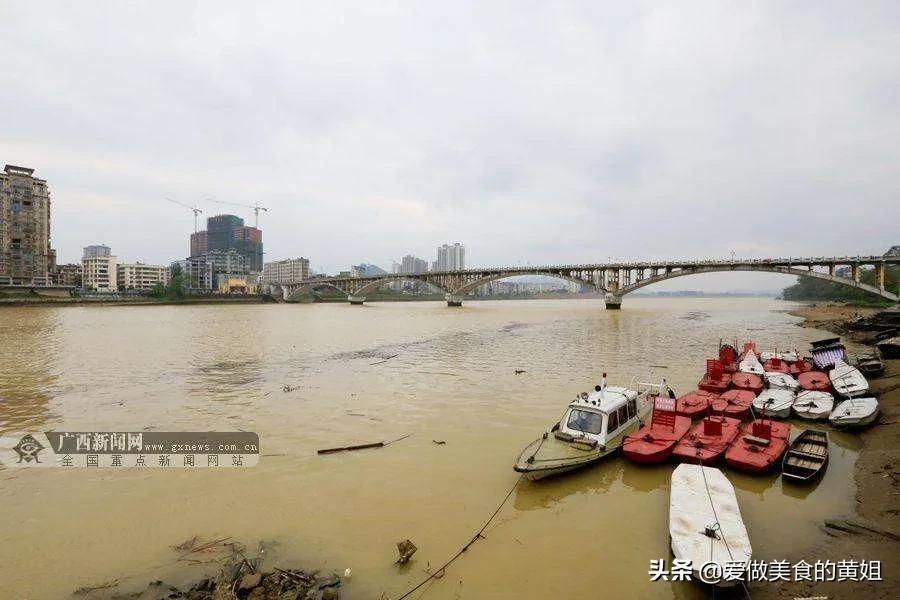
1,1 -> 897,291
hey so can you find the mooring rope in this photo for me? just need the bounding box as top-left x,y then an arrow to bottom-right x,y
397,474 -> 524,600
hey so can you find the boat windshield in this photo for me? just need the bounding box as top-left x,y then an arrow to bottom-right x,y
566,409 -> 604,435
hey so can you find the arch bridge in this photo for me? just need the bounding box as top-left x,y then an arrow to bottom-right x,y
272,255 -> 899,308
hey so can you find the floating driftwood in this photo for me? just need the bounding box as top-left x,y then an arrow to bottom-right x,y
370,354 -> 399,365
317,433 -> 413,455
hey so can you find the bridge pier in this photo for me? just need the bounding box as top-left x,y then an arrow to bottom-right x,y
446,294 -> 464,307
348,295 -> 366,305
604,293 -> 622,310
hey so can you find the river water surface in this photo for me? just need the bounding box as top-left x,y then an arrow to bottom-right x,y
0,298 -> 865,599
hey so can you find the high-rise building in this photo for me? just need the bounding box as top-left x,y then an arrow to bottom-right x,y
261,257 -> 310,284
191,214 -> 263,273
400,254 -> 429,274
117,262 -> 169,290
435,243 -> 465,271
82,245 -> 117,292
0,164 -> 55,284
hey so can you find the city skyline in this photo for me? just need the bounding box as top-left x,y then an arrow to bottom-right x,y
2,3 -> 899,292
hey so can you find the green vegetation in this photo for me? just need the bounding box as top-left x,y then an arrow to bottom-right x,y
150,263 -> 188,300
781,264 -> 899,306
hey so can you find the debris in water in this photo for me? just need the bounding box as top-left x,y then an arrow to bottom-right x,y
370,354 -> 399,365
73,580 -> 118,595
432,440 -> 447,445
318,433 -> 413,455
514,369 -> 526,374
396,539 -> 418,564
283,384 -> 300,393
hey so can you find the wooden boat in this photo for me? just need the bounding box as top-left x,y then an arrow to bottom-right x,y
672,416 -> 741,463
763,357 -> 790,374
675,389 -> 719,419
710,389 -> 755,420
877,336 -> 900,359
738,349 -> 765,376
829,397 -> 880,428
731,372 -> 763,393
763,371 -> 799,392
725,419 -> 790,473
810,337 -> 847,370
829,360 -> 868,398
669,464 -> 752,587
698,359 -> 731,393
797,370 -> 831,392
792,390 -> 835,420
782,429 -> 829,482
623,397 -> 692,464
751,389 -> 794,419
855,350 -> 885,378
513,376 -> 662,480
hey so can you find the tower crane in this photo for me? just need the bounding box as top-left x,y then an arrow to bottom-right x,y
208,199 -> 269,228
165,197 -> 204,232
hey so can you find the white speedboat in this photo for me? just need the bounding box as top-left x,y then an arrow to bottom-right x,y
669,464 -> 752,587
738,350 -> 765,376
829,360 -> 868,398
764,371 -> 799,392
830,398 -> 879,428
779,349 -> 799,363
752,388 -> 794,419
792,391 -> 835,420
513,375 -> 663,481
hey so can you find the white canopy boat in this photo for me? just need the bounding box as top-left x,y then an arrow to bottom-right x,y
752,388 -> 795,419
669,464 -> 752,587
764,371 -> 799,392
513,375 -> 665,481
738,350 -> 765,376
792,390 -> 835,420
760,351 -> 776,362
829,360 -> 869,398
830,397 -> 880,428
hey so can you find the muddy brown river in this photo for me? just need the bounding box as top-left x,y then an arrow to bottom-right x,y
0,298 -> 866,599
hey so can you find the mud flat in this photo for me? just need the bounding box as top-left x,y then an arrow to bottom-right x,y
766,304 -> 900,599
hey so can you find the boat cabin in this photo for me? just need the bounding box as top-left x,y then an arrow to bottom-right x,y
558,386 -> 641,444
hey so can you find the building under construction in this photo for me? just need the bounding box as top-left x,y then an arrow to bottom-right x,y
189,214 -> 263,273
0,164 -> 55,284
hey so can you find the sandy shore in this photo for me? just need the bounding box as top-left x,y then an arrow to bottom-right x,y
762,305 -> 900,599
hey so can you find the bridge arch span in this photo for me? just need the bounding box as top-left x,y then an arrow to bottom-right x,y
285,281 -> 352,300
616,265 -> 898,302
353,275 -> 450,297
452,271 -> 602,296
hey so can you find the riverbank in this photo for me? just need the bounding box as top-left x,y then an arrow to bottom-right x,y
0,295 -> 267,307
766,304 -> 900,599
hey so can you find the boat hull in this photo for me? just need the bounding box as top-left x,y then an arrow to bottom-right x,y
782,430 -> 829,482
675,390 -> 718,419
710,389 -> 755,419
731,372 -> 763,393
622,416 -> 692,464
725,420 -> 791,473
672,417 -> 741,464
797,371 -> 831,392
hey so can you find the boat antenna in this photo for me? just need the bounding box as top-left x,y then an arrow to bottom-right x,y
601,372 -> 607,390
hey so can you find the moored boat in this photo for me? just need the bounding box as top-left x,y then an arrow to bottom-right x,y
698,359 -> 731,394
672,416 -> 741,464
797,370 -> 831,392
731,372 -> 763,394
779,349 -> 799,363
751,388 -> 794,419
719,343 -> 739,373
623,397 -> 692,464
877,336 -> 900,359
788,359 -> 814,375
855,351 -> 885,378
810,337 -> 847,371
513,375 -> 660,480
675,389 -> 719,419
792,390 -> 834,420
669,464 -> 752,587
763,371 -> 799,392
710,389 -> 755,420
738,348 -> 765,376
763,357 -> 790,374
829,360 -> 868,398
782,429 -> 829,482
829,397 -> 880,428
725,419 -> 791,473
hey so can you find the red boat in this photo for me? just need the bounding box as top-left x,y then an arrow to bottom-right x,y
763,357 -> 790,373
719,344 -> 739,373
788,359 -> 813,375
623,398 -> 692,464
731,372 -> 763,393
675,390 -> 719,419
710,389 -> 755,419
698,359 -> 732,393
725,419 -> 791,473
672,416 -> 741,463
797,371 -> 831,392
